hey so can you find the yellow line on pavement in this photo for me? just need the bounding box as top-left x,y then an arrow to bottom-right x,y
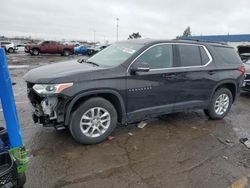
228,176 -> 248,188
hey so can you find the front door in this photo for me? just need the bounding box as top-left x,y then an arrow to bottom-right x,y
126,43 -> 178,122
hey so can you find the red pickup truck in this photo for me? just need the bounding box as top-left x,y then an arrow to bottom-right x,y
25,41 -> 74,56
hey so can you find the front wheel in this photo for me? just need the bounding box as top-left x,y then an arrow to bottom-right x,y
8,48 -> 14,53
69,97 -> 117,144
204,88 -> 233,120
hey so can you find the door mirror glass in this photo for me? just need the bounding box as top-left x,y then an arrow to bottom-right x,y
130,62 -> 150,73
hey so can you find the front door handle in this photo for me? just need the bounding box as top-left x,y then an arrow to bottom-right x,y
163,73 -> 177,79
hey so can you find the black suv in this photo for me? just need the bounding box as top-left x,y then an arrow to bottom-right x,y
24,39 -> 245,144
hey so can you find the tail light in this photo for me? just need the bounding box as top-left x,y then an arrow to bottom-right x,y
238,66 -> 246,74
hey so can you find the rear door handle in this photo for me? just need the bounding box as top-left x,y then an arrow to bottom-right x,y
163,73 -> 177,79
208,70 -> 216,75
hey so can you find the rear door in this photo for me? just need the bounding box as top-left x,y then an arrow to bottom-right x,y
172,43 -> 217,111
50,41 -> 60,53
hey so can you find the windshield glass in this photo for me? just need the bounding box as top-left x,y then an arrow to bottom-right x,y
86,43 -> 144,67
38,41 -> 44,45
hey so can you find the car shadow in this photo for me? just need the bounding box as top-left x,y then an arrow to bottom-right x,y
240,91 -> 250,99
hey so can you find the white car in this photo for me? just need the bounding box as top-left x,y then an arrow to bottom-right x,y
63,40 -> 80,47
16,44 -> 26,52
0,41 -> 17,53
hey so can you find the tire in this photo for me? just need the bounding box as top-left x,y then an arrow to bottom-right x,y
204,88 -> 233,120
16,172 -> 26,188
8,48 -> 14,53
69,97 -> 117,144
63,49 -> 70,56
32,49 -> 39,56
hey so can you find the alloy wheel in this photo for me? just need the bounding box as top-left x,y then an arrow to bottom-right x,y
214,93 -> 230,115
80,107 -> 111,138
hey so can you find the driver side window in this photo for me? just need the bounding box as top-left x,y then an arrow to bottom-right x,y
42,41 -> 50,45
136,44 -> 173,69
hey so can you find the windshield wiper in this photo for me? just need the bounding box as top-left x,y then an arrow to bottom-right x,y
85,61 -> 99,66
78,58 -> 99,66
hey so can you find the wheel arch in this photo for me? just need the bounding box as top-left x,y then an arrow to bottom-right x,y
65,90 -> 126,126
31,47 -> 40,52
211,80 -> 237,103
63,48 -> 72,53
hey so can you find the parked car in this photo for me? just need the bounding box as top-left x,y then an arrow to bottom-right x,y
74,45 -> 89,55
0,41 -> 17,53
25,41 -> 74,56
63,41 -> 80,47
238,45 -> 250,61
16,44 -> 26,53
24,39 -> 245,144
87,44 -> 109,56
242,59 -> 250,91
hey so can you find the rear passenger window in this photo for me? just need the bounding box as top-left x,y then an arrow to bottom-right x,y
177,45 -> 202,67
199,46 -> 210,65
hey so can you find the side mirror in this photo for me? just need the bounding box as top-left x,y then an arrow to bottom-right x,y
130,63 -> 150,74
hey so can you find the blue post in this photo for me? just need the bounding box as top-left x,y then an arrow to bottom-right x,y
0,48 -> 23,148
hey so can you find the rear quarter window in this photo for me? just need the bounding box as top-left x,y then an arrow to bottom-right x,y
214,46 -> 242,64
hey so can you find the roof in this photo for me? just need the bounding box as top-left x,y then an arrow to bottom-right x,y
179,34 -> 250,42
118,38 -> 228,47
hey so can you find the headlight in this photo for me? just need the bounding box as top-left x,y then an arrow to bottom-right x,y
32,83 -> 73,95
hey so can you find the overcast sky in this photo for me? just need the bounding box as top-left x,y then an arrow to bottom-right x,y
0,0 -> 250,42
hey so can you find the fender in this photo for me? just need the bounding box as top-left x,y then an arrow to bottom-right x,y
64,89 -> 127,125
210,79 -> 237,102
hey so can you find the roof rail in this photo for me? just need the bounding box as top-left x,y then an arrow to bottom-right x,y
175,38 -> 227,45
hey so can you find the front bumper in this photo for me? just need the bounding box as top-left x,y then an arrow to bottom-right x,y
24,47 -> 31,53
27,82 -> 68,126
242,80 -> 250,91
241,73 -> 250,91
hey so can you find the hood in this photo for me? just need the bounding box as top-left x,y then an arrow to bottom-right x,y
24,59 -> 104,83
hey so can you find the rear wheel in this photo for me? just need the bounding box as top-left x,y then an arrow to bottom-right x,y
8,48 -> 14,53
63,49 -> 70,56
69,97 -> 117,144
204,88 -> 233,120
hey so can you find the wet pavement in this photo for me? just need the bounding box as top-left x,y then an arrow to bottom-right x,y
1,53 -> 250,188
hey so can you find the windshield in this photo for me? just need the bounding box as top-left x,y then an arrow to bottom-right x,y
38,41 -> 44,45
86,43 -> 144,67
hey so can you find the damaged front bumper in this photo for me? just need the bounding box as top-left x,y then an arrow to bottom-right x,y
27,82 -> 69,127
